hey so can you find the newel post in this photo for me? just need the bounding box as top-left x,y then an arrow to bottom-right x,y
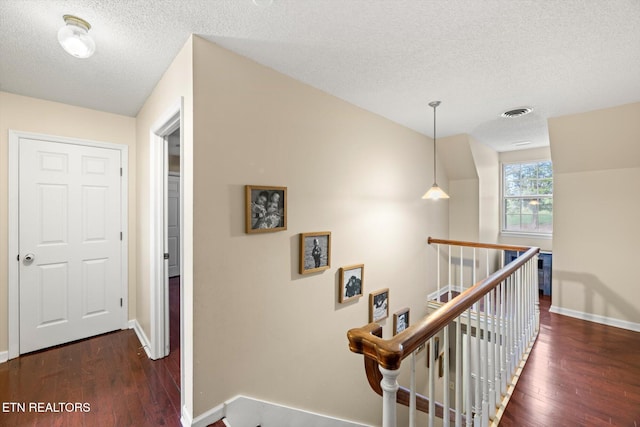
379,366 -> 400,427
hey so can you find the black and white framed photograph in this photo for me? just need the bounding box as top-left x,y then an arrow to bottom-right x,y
245,185 -> 287,233
393,307 -> 410,335
339,264 -> 364,303
300,232 -> 331,274
369,288 -> 389,322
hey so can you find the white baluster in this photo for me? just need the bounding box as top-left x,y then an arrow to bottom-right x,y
437,244 -> 441,302
443,324 -> 450,427
379,366 -> 400,427
474,298 -> 481,425
410,352 -> 416,427
455,313 -> 462,427
481,293 -> 489,427
500,279 -> 507,395
460,246 -> 464,291
428,337 -> 436,426
448,245 -> 453,301
465,306 -> 473,427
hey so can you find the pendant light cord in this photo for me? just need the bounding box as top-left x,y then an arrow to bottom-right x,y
429,101 -> 441,184
433,103 -> 437,183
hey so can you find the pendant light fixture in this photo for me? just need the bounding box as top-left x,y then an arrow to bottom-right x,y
422,101 -> 449,200
57,15 -> 96,59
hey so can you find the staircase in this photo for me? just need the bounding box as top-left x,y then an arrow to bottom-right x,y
348,237 -> 540,427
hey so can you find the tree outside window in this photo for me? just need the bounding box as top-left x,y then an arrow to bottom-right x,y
503,161 -> 553,234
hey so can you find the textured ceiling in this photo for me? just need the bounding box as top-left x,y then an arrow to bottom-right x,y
1,0 -> 639,151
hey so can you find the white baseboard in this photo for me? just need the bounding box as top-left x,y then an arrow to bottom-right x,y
0,351 -> 8,364
191,395 -> 370,427
128,319 -> 152,358
189,402 -> 224,427
427,284 -> 463,301
549,305 -> 640,332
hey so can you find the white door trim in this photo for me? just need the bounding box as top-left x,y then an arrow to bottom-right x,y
7,130 -> 129,360
149,99 -> 182,360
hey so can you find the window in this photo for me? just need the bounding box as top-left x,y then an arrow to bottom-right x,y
502,160 -> 552,235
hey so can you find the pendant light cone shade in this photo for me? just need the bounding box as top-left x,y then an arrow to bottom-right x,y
58,15 -> 95,59
422,101 -> 449,200
423,183 -> 450,200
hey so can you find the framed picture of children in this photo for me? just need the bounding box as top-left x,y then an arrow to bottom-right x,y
369,288 -> 389,322
393,307 -> 410,335
339,264 -> 364,303
300,232 -> 331,274
245,185 -> 287,234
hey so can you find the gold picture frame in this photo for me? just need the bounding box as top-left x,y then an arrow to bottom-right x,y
393,307 -> 410,335
339,264 -> 364,303
369,288 -> 389,322
300,232 -> 331,274
245,185 -> 287,234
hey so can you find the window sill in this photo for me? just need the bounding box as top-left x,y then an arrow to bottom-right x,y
500,231 -> 553,240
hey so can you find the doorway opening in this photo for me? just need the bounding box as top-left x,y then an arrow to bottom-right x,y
148,100 -> 184,413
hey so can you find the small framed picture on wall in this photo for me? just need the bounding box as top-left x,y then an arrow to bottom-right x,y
393,308 -> 410,335
300,232 -> 331,274
369,288 -> 389,322
339,264 -> 364,303
245,185 -> 287,233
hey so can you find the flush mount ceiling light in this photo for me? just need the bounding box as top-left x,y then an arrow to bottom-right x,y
422,101 -> 449,201
57,15 -> 95,59
501,107 -> 533,118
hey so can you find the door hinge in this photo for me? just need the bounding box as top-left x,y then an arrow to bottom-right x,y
17,254 -> 19,261
120,298 -> 123,307
164,253 -> 170,260
120,232 -> 123,240
120,167 -> 123,176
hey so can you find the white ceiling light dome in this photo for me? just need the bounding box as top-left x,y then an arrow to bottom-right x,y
57,15 -> 95,59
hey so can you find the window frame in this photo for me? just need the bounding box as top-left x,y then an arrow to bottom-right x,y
500,158 -> 553,238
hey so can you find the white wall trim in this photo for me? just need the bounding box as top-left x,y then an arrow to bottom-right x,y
128,319 -> 152,358
189,402 -> 224,427
549,305 -> 640,332
149,100 -> 182,361
0,351 -> 8,364
7,130 -> 129,360
189,395 -> 371,427
427,285 -> 464,301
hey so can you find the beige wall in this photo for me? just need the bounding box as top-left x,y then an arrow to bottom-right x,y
498,146 -> 553,251
134,37 -> 194,414
449,179 -> 479,241
0,91 -> 137,353
470,137 -> 500,245
549,102 -> 640,324
439,134 -> 479,242
190,36 -> 448,423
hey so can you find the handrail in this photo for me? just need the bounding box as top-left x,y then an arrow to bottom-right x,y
348,239 -> 540,371
427,236 -> 531,252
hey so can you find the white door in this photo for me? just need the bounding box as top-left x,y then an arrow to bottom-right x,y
19,137 -> 123,354
167,174 -> 180,277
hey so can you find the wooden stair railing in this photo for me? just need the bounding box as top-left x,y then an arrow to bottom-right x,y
347,237 -> 540,422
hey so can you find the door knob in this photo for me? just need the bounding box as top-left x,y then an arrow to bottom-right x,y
24,253 -> 35,262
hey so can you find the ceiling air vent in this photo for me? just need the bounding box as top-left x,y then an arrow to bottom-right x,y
501,107 -> 533,118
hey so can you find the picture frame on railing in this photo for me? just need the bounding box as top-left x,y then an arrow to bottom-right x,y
393,308 -> 410,335
339,264 -> 364,303
299,232 -> 331,274
369,288 -> 389,322
245,185 -> 287,234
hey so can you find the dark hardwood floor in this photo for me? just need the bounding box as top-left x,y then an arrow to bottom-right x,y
3,284 -> 638,426
0,277 -> 182,427
500,295 -> 640,426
